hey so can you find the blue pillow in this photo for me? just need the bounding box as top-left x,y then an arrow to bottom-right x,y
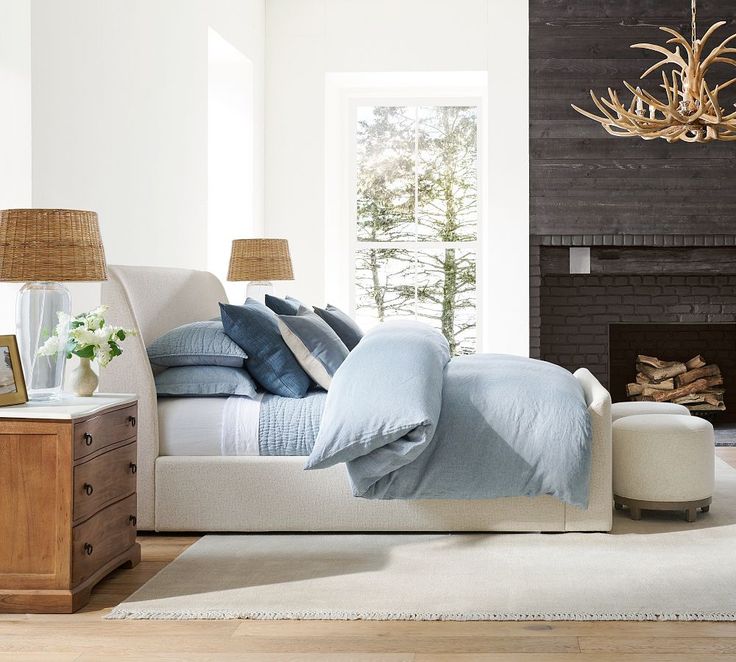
155,365 -> 258,398
277,308 -> 349,390
147,321 -> 247,368
313,305 -> 363,351
264,294 -> 303,316
220,300 -> 311,398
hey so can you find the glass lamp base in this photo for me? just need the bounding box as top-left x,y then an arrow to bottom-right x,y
16,282 -> 71,401
245,281 -> 274,304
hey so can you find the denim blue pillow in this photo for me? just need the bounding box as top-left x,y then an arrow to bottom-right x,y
155,365 -> 258,398
220,300 -> 311,398
264,294 -> 303,316
313,305 -> 363,351
277,308 -> 349,390
147,321 -> 247,368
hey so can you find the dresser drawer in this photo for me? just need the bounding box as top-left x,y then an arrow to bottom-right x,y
73,442 -> 137,522
74,404 -> 137,460
72,494 -> 137,586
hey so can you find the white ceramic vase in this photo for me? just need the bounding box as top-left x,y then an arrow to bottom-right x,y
70,357 -> 98,397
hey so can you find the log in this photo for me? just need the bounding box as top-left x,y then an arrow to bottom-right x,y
674,364 -> 721,388
672,393 -> 723,407
651,378 -> 709,402
635,373 -> 675,389
637,361 -> 687,382
672,394 -> 706,405
704,375 -> 724,388
705,394 -> 724,407
689,403 -> 726,411
627,382 -> 676,396
686,355 -> 707,370
637,355 -> 681,369
640,386 -> 680,398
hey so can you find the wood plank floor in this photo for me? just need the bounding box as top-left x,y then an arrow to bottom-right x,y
1,448 -> 735,661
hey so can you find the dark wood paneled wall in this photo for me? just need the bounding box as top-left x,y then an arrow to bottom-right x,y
530,0 -> 736,237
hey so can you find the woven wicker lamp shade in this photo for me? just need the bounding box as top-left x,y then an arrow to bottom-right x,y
227,238 -> 293,282
0,209 -> 107,282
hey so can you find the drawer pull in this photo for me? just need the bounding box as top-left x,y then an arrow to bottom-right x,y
129,515 -> 137,527
83,433 -> 94,446
83,483 -> 94,496
128,415 -> 136,428
83,543 -> 94,556
129,462 -> 137,474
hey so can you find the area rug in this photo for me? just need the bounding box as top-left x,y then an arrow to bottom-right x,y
108,459 -> 736,621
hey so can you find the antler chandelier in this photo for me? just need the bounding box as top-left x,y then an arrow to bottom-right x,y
572,0 -> 736,143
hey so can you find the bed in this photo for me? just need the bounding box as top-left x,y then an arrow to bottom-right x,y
100,265 -> 613,532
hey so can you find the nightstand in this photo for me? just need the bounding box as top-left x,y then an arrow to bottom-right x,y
0,394 -> 140,613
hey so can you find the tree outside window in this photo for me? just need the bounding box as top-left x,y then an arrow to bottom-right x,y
353,105 -> 479,355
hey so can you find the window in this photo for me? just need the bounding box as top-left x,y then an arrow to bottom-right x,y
351,104 -> 479,355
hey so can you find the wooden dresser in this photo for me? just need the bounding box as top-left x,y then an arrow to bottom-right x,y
0,394 -> 140,613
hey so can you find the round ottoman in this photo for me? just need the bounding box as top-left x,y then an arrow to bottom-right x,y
611,401 -> 691,422
613,414 -> 715,522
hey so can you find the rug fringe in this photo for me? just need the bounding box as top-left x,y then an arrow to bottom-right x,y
105,609 -> 736,622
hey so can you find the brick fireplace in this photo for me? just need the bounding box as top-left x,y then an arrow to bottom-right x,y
531,235 -> 736,429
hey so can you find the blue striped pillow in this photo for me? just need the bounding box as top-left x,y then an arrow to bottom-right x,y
277,308 -> 349,390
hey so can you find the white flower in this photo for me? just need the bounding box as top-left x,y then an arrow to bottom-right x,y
36,304 -> 136,365
70,328 -> 104,347
91,305 -> 109,316
96,345 -> 112,367
55,312 -> 72,337
37,335 -> 62,357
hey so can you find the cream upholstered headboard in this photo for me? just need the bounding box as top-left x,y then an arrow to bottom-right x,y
99,265 -> 228,529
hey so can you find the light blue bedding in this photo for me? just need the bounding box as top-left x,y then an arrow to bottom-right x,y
259,391 -> 326,456
306,321 -> 593,508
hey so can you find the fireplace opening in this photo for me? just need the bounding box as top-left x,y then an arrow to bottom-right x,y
609,323 -> 736,425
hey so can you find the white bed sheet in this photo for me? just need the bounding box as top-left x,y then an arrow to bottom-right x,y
158,398 -> 226,456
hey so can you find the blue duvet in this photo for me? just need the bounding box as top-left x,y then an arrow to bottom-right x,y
305,321 -> 592,508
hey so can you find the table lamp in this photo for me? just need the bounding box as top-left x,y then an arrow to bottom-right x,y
0,209 -> 108,400
227,238 -> 294,303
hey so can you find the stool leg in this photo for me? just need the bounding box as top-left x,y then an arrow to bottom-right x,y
629,505 -> 642,520
701,505 -> 710,513
685,508 -> 697,523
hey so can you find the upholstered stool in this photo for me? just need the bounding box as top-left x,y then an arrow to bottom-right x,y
613,414 -> 715,522
611,401 -> 691,422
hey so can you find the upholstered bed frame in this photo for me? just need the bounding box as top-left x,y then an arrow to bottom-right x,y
100,265 -> 613,532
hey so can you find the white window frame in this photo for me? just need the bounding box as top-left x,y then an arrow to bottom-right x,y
348,96 -> 485,349
324,73 -> 488,351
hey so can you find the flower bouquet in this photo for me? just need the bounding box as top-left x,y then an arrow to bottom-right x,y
38,305 -> 135,396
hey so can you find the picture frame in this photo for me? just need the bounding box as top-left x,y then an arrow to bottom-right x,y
0,335 -> 28,406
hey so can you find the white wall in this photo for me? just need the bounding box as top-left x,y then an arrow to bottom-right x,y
0,0 -> 32,333
29,0 -> 265,316
265,0 -> 529,355
486,0 -> 529,355
208,0 -> 266,238
208,28 -> 256,304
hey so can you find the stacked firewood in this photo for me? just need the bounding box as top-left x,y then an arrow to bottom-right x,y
626,355 -> 725,411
